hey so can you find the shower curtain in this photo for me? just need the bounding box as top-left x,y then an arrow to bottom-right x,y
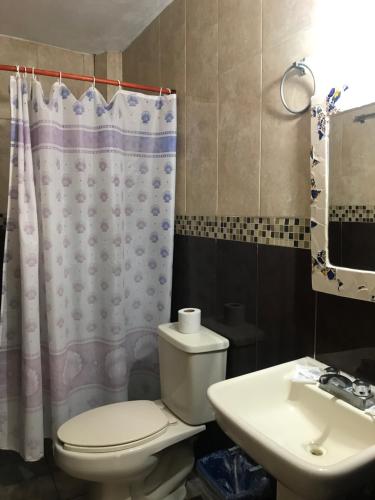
0,76 -> 176,460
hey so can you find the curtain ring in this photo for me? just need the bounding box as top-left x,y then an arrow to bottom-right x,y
16,65 -> 20,76
32,67 -> 36,80
118,79 -> 121,89
59,71 -> 62,85
23,66 -> 27,78
159,87 -> 162,97
92,76 -> 96,88
166,88 -> 171,95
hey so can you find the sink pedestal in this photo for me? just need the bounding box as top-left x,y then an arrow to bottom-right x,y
277,482 -> 305,500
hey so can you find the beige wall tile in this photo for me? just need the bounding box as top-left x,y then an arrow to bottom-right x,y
218,0 -> 261,74
94,52 -> 108,100
176,103 -> 186,215
36,44 -> 89,99
159,0 -> 186,213
218,54 -> 261,215
160,0 -> 186,94
83,53 -> 94,76
94,51 -> 123,101
107,51 -> 123,81
175,162 -> 186,215
186,158 -> 217,215
121,0 -> 318,219
186,97 -> 217,215
0,36 -> 38,119
106,51 -> 123,101
123,18 -> 160,90
175,94 -> 186,215
262,0 -> 315,50
186,97 -> 217,160
260,28 -> 315,217
186,0 -> 218,101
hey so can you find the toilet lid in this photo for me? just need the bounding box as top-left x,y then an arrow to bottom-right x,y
57,400 -> 169,450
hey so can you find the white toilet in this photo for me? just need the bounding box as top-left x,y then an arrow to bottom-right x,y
54,322 -> 229,500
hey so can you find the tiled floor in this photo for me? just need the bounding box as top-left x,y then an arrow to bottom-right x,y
0,441 -> 88,500
0,442 -> 209,500
2,441 -> 375,500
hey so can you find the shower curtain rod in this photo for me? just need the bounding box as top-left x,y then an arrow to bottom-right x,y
0,64 -> 176,95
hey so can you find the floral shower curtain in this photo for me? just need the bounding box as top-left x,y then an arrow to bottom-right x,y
0,76 -> 176,460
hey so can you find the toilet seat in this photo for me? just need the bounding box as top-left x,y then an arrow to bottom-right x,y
58,400 -> 170,453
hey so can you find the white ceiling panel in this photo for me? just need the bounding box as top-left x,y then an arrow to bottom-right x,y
0,0 -> 174,53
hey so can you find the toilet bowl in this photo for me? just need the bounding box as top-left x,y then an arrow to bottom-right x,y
54,323 -> 229,500
55,400 -> 204,500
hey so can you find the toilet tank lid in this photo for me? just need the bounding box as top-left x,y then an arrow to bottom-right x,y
158,323 -> 229,354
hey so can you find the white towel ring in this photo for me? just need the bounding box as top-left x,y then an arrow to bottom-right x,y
280,60 -> 315,115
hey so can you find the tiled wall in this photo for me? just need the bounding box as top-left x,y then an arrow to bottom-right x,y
0,35 -> 95,213
123,0 -> 375,386
94,51 -> 123,102
172,235 -> 375,385
122,0 -> 315,218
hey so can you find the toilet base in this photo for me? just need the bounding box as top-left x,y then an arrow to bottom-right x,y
88,442 -> 194,500
163,484 -> 186,500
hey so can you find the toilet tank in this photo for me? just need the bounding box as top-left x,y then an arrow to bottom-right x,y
158,322 -> 229,425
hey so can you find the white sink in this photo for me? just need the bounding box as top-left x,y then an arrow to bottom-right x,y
207,357 -> 375,500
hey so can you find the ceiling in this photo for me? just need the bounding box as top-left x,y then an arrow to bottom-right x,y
0,0 -> 174,54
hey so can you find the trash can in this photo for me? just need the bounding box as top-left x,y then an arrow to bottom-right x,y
196,446 -> 275,500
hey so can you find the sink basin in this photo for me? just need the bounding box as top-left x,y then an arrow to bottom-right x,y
207,357 -> 375,500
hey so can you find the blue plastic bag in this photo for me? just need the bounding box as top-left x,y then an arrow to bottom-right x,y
196,446 -> 274,499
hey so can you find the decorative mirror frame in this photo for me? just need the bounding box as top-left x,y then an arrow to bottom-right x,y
311,87 -> 375,302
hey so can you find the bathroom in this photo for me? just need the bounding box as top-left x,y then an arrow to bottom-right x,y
1,0 -> 375,499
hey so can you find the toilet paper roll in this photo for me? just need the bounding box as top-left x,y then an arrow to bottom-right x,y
177,308 -> 201,334
223,302 -> 245,326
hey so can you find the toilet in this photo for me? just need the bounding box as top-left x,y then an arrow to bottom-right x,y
54,322 -> 229,500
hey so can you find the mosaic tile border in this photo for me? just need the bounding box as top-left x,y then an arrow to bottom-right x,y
0,212 -> 311,249
329,205 -> 375,223
175,215 -> 311,249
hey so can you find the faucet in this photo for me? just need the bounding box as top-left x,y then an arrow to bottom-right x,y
319,367 -> 375,411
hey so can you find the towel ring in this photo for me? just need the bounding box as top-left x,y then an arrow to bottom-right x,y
280,60 -> 315,115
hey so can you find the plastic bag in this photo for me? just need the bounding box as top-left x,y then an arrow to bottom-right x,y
196,446 -> 275,499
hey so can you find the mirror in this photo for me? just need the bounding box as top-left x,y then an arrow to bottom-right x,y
328,102 -> 375,272
311,87 -> 375,302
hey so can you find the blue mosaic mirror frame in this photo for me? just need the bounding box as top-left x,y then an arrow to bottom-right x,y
311,87 -> 375,302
